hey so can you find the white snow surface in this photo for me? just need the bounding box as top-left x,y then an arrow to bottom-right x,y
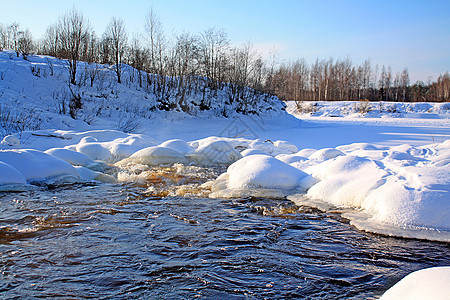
1,51 -> 450,242
379,267 -> 450,300
208,155 -> 308,198
116,146 -> 188,166
0,161 -> 26,185
0,149 -> 80,183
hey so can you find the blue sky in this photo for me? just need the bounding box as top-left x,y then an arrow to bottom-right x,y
1,0 -> 449,82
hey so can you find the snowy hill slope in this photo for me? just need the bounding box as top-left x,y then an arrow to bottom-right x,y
0,50 -> 285,138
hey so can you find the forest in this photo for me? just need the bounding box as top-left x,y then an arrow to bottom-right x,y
1,8 -> 449,108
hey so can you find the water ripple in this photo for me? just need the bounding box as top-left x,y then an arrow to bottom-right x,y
0,184 -> 449,299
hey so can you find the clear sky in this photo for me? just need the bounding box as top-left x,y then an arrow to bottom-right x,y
1,0 -> 449,82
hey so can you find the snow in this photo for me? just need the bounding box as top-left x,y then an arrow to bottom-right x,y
308,148 -> 344,161
289,140 -> 450,241
116,146 -> 188,166
0,161 -> 26,185
286,100 -> 450,120
189,139 -> 242,165
76,141 -> 112,161
74,166 -> 116,183
379,267 -> 450,300
0,149 -> 80,183
273,140 -> 298,154
45,148 -> 94,167
208,155 -> 308,198
1,51 -> 450,243
159,139 -> 194,155
241,148 -> 269,157
1,135 -> 20,147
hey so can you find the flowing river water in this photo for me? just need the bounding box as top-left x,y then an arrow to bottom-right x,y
1,174 -> 449,299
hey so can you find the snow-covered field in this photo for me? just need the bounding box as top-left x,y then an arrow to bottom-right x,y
1,51 -> 449,297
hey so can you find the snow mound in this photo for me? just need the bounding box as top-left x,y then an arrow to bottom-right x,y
276,153 -> 308,164
74,166 -> 116,183
380,267 -> 450,300
1,135 -> 20,148
189,140 -> 242,165
354,165 -> 450,239
240,149 -> 269,157
302,155 -> 387,207
0,149 -> 80,183
76,142 -> 112,161
297,148 -> 317,158
273,140 -> 299,154
248,139 -> 277,155
289,139 -> 450,241
0,161 -> 26,185
208,155 -> 308,198
116,146 -> 187,166
309,148 -> 344,161
108,143 -> 143,161
159,139 -> 193,155
45,148 -> 94,167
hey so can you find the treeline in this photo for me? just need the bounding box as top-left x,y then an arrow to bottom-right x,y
272,58 -> 449,102
1,8 -> 449,107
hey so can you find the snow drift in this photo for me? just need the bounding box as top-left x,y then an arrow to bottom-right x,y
380,267 -> 450,300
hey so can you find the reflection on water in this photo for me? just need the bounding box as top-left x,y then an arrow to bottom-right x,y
1,183 -> 449,299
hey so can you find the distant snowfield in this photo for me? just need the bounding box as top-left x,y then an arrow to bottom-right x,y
1,51 -> 450,245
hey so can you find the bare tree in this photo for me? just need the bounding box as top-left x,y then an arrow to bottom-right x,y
144,7 -> 167,99
129,33 -> 147,87
144,8 -> 169,103
173,32 -> 199,111
57,9 -> 91,85
0,24 -> 6,51
99,33 -> 112,65
400,68 -> 410,101
435,72 -> 449,102
8,23 -> 20,55
17,29 -> 33,59
42,24 -> 60,57
199,28 -> 229,91
144,8 -> 164,74
362,59 -> 372,99
105,17 -> 128,83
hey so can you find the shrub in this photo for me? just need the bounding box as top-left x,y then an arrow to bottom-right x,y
0,104 -> 42,137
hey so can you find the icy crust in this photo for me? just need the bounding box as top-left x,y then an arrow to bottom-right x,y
379,267 -> 450,300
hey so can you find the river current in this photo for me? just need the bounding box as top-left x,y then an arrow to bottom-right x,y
1,181 -> 449,299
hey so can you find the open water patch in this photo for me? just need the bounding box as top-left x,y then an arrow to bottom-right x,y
1,183 -> 449,299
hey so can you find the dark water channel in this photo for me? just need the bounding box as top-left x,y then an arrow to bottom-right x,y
1,183 -> 449,299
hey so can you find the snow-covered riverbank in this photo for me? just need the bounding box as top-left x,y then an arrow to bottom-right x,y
1,50 -> 450,242
1,123 -> 449,243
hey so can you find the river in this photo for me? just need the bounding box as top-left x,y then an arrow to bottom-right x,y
1,182 -> 449,299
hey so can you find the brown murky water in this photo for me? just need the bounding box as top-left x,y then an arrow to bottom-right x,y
1,181 -> 449,299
